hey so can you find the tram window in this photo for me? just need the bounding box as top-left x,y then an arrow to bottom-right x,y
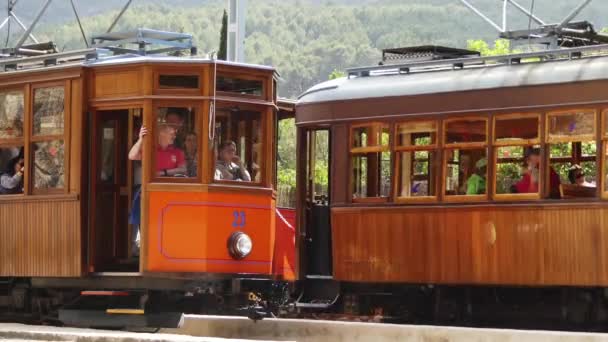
495,145 -> 542,195
352,152 -> 391,199
397,151 -> 437,198
547,110 -> 596,142
154,107 -> 198,179
217,75 -> 263,96
33,86 -> 64,136
494,115 -> 540,143
0,90 -> 24,139
445,118 -> 487,144
444,148 -> 487,197
158,75 -> 199,89
0,146 -> 24,195
352,124 -> 389,149
396,121 -> 436,147
549,141 -> 597,193
33,140 -> 65,190
213,108 -> 264,183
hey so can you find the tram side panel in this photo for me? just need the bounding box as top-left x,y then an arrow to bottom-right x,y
331,205 -> 608,286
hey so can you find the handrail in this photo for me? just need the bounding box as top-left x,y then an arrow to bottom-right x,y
347,43 -> 608,78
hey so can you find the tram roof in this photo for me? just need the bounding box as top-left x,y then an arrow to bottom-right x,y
297,52 -> 608,106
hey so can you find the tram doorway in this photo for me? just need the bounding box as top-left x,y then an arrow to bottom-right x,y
89,109 -> 139,273
303,129 -> 332,277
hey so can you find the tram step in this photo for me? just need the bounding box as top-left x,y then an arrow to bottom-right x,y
295,278 -> 340,310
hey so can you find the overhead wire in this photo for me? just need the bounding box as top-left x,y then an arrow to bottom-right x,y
4,0 -> 10,48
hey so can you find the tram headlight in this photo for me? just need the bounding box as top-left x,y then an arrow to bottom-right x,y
228,232 -> 253,259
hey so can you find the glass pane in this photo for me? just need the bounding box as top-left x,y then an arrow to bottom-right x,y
445,119 -> 486,144
496,146 -> 526,195
352,152 -> 390,199
159,75 -> 199,89
582,141 -> 597,157
445,148 -> 487,196
314,130 -> 330,199
352,124 -> 389,148
33,86 -> 64,136
277,118 -> 296,207
550,142 -> 572,158
547,111 -> 595,139
495,116 -> 539,142
214,108 -> 263,183
0,146 -> 24,194
397,150 -> 436,197
0,90 -> 24,139
34,140 -> 65,190
217,75 -> 263,96
396,121 -> 436,147
100,122 -> 116,183
155,107 -> 197,178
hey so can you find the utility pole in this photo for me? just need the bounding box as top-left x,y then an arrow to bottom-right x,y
227,0 -> 247,63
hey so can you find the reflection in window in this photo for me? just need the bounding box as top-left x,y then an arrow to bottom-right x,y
445,119 -> 486,144
214,108 -> 263,183
0,146 -> 24,194
159,75 -> 199,89
547,110 -> 595,140
397,151 -> 436,197
155,107 -> 195,178
217,75 -> 263,96
495,116 -> 539,142
0,90 -> 24,139
33,140 -> 64,190
445,148 -> 487,196
353,151 -> 391,199
33,86 -> 64,136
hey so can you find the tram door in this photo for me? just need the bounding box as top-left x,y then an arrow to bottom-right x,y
304,129 -> 332,276
90,110 -> 131,272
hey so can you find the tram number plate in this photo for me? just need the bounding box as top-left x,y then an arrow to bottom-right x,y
232,210 -> 246,228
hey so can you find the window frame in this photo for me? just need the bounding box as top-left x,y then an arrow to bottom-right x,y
150,101 -> 203,184
442,116 -> 489,202
393,119 -> 439,203
211,103 -> 269,188
602,109 -> 608,199
492,113 -> 542,201
545,109 -> 597,144
153,69 -> 203,95
349,122 -> 391,203
216,71 -> 267,100
30,81 -> 69,195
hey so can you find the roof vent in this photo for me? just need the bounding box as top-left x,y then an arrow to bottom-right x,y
381,45 -> 480,65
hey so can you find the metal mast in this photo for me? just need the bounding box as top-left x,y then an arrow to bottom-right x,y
458,0 -> 608,49
227,0 -> 247,63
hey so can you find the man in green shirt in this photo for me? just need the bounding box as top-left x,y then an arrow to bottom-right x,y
466,157 -> 487,195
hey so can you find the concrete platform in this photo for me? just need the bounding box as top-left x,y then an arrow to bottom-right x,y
0,323 -> 287,342
164,315 -> 608,342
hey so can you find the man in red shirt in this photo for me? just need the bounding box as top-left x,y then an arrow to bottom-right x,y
514,148 -> 561,198
155,123 -> 186,177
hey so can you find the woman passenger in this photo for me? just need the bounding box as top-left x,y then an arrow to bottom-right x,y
214,140 -> 251,181
0,156 -> 24,194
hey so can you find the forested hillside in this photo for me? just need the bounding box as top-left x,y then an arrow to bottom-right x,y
6,0 -> 608,98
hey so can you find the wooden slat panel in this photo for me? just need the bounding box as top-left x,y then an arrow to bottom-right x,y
93,70 -> 142,99
332,205 -> 608,286
0,199 -> 81,277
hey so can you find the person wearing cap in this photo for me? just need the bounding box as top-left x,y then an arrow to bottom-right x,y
514,147 -> 561,198
466,157 -> 487,195
568,164 -> 594,187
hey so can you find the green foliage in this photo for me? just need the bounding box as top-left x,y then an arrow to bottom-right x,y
467,39 -> 511,56
218,9 -> 228,60
329,69 -> 346,80
277,118 -> 297,188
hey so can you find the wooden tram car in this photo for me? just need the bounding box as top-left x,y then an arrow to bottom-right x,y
295,45 -> 608,327
0,29 -> 296,326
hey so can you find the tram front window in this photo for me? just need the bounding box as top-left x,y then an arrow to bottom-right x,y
213,108 -> 263,183
154,107 -> 198,179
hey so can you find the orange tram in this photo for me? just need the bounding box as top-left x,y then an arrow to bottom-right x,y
1,29 -> 608,330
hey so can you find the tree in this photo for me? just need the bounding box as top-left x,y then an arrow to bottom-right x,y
329,69 -> 346,80
467,39 -> 511,56
218,9 -> 228,60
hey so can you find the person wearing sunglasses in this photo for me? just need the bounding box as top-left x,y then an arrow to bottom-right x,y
568,164 -> 595,187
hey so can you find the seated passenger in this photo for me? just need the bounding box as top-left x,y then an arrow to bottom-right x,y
0,156 -> 24,194
568,164 -> 595,187
215,140 -> 251,181
466,158 -> 486,195
513,148 -> 561,198
184,131 -> 198,177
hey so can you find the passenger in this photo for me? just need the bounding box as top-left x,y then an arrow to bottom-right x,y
156,123 -> 187,177
127,126 -> 147,257
466,158 -> 486,195
568,164 -> 594,187
166,111 -> 185,149
513,148 -> 561,198
0,155 -> 24,194
184,131 -> 198,177
214,140 -> 251,181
